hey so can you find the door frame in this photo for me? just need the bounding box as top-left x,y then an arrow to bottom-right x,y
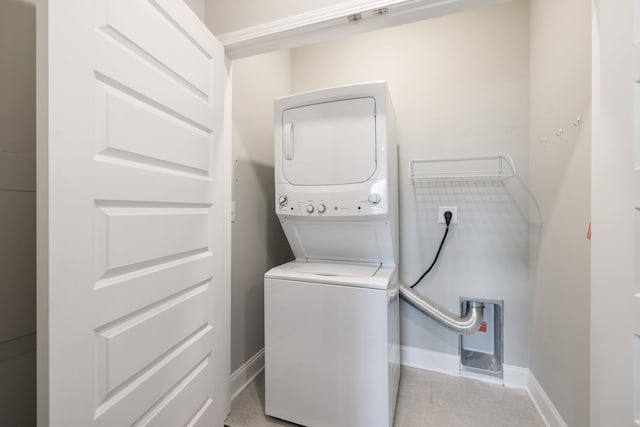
35,1 -> 49,422
590,0 -> 637,424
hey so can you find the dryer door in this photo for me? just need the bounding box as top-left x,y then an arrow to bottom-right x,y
282,97 -> 376,186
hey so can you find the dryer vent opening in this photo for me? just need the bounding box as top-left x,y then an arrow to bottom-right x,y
459,298 -> 504,379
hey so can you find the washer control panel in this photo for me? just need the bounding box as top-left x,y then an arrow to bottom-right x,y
276,190 -> 387,217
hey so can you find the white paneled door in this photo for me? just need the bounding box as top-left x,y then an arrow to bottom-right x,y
37,0 -> 230,426
593,0 -> 640,425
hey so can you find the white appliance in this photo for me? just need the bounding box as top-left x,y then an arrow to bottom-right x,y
264,82 -> 400,427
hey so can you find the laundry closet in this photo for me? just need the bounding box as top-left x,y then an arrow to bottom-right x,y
0,0 -> 592,425
228,0 -> 589,426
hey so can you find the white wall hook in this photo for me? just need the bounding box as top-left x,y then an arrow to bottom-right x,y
572,116 -> 582,127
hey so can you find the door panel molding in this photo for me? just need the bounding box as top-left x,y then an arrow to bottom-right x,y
37,1 -> 230,425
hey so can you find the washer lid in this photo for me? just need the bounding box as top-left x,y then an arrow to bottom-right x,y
265,261 -> 396,291
282,97 -> 376,186
284,261 -> 380,277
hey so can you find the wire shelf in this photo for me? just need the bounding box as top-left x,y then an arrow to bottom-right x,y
410,155 -> 516,183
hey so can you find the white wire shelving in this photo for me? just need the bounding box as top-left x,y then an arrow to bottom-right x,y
409,154 -> 541,225
409,154 -> 516,183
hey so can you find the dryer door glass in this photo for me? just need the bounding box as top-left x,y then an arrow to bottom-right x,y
282,97 -> 376,186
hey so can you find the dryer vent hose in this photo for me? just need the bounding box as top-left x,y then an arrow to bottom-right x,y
399,284 -> 484,335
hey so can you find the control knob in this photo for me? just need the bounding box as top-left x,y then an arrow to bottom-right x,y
368,193 -> 382,205
306,204 -> 314,213
318,204 -> 326,213
278,194 -> 288,206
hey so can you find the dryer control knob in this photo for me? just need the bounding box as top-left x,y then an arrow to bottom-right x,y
318,204 -> 326,213
278,194 -> 288,206
306,204 -> 315,213
368,193 -> 382,205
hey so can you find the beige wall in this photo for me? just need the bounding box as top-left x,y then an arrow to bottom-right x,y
0,0 -> 36,426
528,0 -> 591,425
206,0 -> 350,35
184,0 -> 206,23
291,1 -> 531,365
230,51 -> 294,372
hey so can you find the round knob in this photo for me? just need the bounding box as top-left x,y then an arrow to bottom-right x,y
368,193 -> 382,205
318,204 -> 326,213
306,204 -> 314,213
278,194 -> 288,206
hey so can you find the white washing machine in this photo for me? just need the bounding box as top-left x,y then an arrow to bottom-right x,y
265,262 -> 399,427
265,82 -> 400,427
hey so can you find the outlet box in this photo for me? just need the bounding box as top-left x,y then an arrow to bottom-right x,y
460,298 -> 504,379
438,206 -> 458,224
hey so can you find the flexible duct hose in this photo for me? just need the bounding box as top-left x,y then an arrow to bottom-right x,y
399,283 -> 484,335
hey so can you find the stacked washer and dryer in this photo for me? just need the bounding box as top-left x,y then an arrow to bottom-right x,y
264,82 -> 401,427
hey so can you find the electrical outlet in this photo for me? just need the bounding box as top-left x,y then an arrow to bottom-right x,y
438,206 -> 458,224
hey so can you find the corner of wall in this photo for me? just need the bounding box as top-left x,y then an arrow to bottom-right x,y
229,50 -> 293,373
528,0 -> 591,425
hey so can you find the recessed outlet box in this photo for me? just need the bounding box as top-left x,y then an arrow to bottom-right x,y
438,206 -> 458,224
459,298 -> 504,379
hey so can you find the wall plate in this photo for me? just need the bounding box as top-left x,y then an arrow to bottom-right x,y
438,206 -> 458,224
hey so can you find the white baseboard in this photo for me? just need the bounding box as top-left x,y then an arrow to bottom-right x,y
401,344 -> 459,376
231,345 -> 566,427
230,349 -> 264,401
400,345 -> 566,427
526,370 -> 568,427
503,364 -> 529,389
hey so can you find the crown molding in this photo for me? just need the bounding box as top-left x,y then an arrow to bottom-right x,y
217,0 -> 507,59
